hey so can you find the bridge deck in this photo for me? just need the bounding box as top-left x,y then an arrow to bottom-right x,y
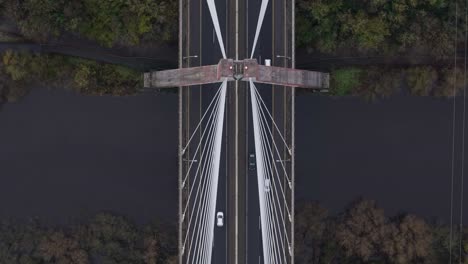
144,59 -> 329,89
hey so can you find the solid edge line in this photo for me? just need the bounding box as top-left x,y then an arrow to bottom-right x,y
178,0 -> 183,263
291,0 -> 295,263
235,0 -> 239,263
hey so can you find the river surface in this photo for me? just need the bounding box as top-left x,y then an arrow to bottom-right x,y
0,88 -> 464,224
296,94 -> 465,223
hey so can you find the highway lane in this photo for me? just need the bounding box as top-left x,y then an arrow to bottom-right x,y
180,0 -> 227,263
246,0 -> 273,263
246,0 -> 294,262
209,0 -> 229,262
271,0 -> 294,262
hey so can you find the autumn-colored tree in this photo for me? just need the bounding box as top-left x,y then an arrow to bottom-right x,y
142,222 -> 178,264
143,237 -> 158,264
433,67 -> 465,98
335,199 -> 389,262
295,202 -> 329,264
37,231 -> 88,264
382,215 -> 432,264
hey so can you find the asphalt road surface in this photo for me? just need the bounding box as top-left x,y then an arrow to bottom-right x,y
181,0 -> 228,263
181,0 -> 292,262
246,0 -> 294,263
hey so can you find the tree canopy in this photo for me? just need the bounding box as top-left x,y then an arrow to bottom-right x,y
328,65 -> 464,100
296,0 -> 455,57
4,0 -> 177,47
0,213 -> 177,264
295,199 -> 467,264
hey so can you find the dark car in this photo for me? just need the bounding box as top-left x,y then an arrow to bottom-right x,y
249,153 -> 256,171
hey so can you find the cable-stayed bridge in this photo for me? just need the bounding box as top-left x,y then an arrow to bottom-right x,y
145,0 -> 328,263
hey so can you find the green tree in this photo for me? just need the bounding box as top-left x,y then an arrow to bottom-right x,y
0,219 -> 44,264
5,0 -> 177,47
330,68 -> 362,96
406,67 -> 438,96
340,11 -> 390,51
351,67 -> 401,101
6,0 -> 63,42
295,0 -> 456,58
2,50 -> 30,81
296,0 -> 343,52
83,213 -> 141,263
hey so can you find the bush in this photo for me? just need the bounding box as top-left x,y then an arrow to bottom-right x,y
406,67 -> 438,96
330,68 -> 362,96
72,61 -> 141,96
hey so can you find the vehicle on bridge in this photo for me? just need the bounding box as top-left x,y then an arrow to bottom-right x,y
265,178 -> 271,192
216,212 -> 224,227
249,153 -> 256,171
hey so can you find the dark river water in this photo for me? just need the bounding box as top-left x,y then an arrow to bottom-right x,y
0,88 -> 465,224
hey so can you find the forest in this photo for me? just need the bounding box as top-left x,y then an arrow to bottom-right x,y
1,199 -> 465,264
296,0 -> 455,58
0,0 -> 178,47
0,213 -> 177,264
296,0 -> 467,99
296,199 -> 467,264
0,0 -> 177,111
0,0 -> 465,107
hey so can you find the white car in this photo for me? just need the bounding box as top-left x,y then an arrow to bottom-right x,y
265,178 -> 271,192
216,212 -> 224,227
